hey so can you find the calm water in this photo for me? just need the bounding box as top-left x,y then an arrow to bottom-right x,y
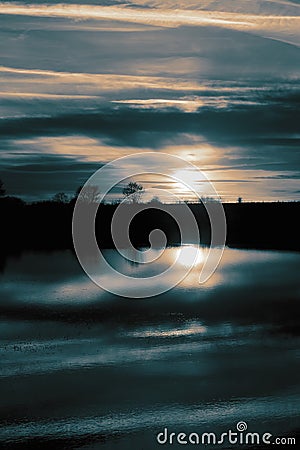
0,247 -> 299,449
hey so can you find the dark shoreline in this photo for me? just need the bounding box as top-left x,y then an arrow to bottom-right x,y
0,198 -> 299,260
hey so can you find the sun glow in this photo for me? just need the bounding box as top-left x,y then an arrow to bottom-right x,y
176,245 -> 204,268
173,168 -> 202,196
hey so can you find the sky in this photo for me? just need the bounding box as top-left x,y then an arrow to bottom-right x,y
0,0 -> 300,202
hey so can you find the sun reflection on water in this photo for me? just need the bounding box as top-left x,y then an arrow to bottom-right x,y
176,245 -> 204,268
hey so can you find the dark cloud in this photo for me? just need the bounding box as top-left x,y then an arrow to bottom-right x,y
0,86 -> 299,203
254,174 -> 300,180
0,154 -> 104,200
0,91 -> 299,154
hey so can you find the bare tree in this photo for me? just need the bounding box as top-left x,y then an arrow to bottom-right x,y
77,185 -> 101,204
237,197 -> 243,204
122,181 -> 144,203
0,179 -> 6,196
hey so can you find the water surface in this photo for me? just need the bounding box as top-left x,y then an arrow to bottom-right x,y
0,247 -> 299,449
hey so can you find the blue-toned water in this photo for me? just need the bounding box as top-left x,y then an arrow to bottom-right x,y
0,247 -> 299,449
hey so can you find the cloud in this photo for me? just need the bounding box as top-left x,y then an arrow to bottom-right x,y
0,89 -> 299,150
253,173 -> 300,180
0,1 -> 299,45
0,1 -> 299,201
0,153 -> 104,200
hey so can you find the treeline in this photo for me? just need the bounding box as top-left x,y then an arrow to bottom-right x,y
0,196 -> 299,257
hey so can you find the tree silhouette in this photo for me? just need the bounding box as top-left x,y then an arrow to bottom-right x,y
52,192 -> 69,203
0,179 -> 6,196
122,181 -> 144,203
149,196 -> 162,205
200,196 -> 217,204
76,185 -> 101,204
